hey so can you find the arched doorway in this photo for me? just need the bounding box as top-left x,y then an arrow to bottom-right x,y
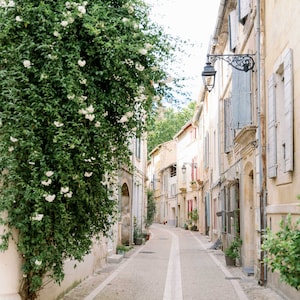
121,183 -> 131,245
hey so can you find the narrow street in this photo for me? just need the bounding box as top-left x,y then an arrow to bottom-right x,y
63,224 -> 286,300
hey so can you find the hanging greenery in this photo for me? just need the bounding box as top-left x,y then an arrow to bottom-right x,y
0,0 -> 177,298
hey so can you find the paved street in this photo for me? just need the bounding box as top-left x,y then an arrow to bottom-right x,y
63,224 -> 287,300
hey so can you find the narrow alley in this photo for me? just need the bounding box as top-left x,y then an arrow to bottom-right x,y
63,224 -> 285,300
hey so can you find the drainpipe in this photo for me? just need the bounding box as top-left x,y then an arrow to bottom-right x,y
256,0 -> 267,286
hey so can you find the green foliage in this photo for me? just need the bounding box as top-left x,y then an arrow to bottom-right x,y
145,189 -> 156,228
147,101 -> 196,153
188,209 -> 198,223
225,236 -> 242,259
0,1 -> 176,298
262,214 -> 300,290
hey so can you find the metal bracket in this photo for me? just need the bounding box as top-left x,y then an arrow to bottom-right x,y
207,54 -> 255,72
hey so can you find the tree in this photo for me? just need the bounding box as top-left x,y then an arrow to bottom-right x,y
0,1 -> 177,298
147,101 -> 195,153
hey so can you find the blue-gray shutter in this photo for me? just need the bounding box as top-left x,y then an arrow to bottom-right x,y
224,98 -> 233,153
229,10 -> 238,51
283,49 -> 294,172
204,133 -> 209,168
267,74 -> 277,178
231,68 -> 252,129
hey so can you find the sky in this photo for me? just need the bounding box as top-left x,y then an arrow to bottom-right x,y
145,0 -> 220,102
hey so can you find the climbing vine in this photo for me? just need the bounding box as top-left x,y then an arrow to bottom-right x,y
0,0 -> 177,298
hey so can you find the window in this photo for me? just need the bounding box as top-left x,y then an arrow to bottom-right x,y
267,48 -> 294,178
170,165 -> 176,177
135,136 -> 141,159
170,183 -> 176,197
226,182 -> 239,234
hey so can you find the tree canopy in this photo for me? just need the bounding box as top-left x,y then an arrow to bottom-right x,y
147,101 -> 196,154
0,1 -> 178,298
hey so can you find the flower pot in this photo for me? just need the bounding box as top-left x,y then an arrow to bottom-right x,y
134,237 -> 143,245
225,255 -> 236,266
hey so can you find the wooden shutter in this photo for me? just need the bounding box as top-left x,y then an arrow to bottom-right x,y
267,74 -> 277,178
231,68 -> 252,129
229,10 -> 238,51
224,98 -> 233,153
283,49 -> 294,172
238,0 -> 251,23
204,133 -> 209,168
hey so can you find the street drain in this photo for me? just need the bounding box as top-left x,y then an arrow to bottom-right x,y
225,276 -> 241,280
139,251 -> 155,254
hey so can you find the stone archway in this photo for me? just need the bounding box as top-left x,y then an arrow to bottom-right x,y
242,162 -> 255,270
121,183 -> 131,245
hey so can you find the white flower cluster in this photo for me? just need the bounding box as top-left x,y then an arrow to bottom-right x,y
123,59 -> 134,67
41,179 -> 52,186
54,121 -> 64,127
135,63 -> 144,72
44,194 -> 56,202
10,136 -> 18,143
23,60 -> 32,68
119,111 -> 134,123
31,213 -> 44,221
84,156 -> 96,163
84,171 -> 93,177
0,0 -> 15,8
123,3 -> 134,14
60,186 -> 73,198
78,104 -> 95,121
78,59 -> 86,67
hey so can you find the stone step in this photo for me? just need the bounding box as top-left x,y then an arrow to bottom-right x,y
107,254 -> 123,264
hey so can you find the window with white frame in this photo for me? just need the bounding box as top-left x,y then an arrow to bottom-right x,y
267,48 -> 294,178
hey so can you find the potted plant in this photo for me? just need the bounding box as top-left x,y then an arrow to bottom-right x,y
188,209 -> 199,231
190,180 -> 197,190
134,226 -> 144,245
225,236 -> 242,266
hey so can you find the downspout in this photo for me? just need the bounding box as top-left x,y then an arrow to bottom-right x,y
256,0 -> 267,286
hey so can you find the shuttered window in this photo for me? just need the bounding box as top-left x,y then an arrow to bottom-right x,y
229,10 -> 238,51
267,74 -> 277,178
231,68 -> 252,129
267,48 -> 294,178
204,133 -> 209,169
283,49 -> 294,172
224,98 -> 234,153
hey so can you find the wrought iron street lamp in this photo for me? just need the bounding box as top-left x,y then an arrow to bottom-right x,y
181,162 -> 197,174
202,54 -> 255,92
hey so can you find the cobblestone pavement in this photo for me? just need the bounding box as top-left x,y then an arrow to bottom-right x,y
62,229 -> 288,300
